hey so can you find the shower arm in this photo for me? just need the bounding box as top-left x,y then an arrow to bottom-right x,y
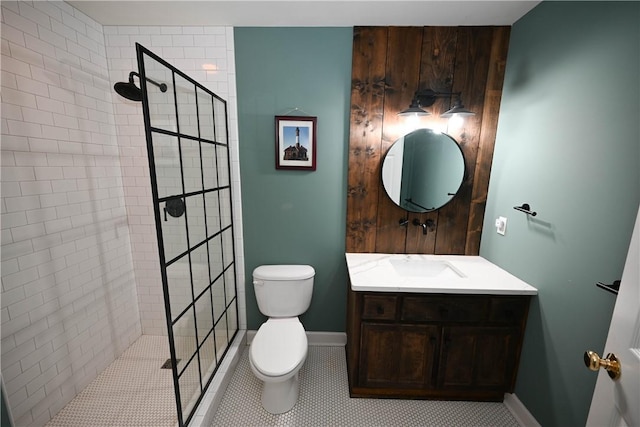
130,71 -> 167,92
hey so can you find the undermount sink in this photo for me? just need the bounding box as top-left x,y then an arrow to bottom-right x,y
345,253 -> 539,295
389,257 -> 465,278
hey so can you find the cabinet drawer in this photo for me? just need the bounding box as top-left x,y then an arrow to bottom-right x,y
402,296 -> 488,322
362,295 -> 397,320
488,297 -> 529,324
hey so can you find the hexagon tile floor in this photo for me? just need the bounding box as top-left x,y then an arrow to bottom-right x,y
211,346 -> 522,427
45,336 -> 178,427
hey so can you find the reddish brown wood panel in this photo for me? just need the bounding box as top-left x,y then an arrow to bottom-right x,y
435,27 -> 493,255
466,26 -> 511,254
346,27 -> 388,252
375,27 -> 423,253
405,27 -> 458,254
346,26 -> 509,256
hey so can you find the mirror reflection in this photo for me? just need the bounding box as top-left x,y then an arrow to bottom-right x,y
382,128 -> 465,213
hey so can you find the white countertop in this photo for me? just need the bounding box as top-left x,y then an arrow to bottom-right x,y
346,253 -> 538,295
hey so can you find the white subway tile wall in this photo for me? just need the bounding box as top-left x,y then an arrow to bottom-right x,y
1,3 -> 139,425
1,1 -> 245,425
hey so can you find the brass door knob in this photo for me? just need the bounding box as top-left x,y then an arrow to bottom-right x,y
584,350 -> 621,380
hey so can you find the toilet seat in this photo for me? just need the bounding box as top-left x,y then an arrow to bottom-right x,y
250,318 -> 307,377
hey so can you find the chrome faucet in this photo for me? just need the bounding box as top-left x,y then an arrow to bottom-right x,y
412,218 -> 436,235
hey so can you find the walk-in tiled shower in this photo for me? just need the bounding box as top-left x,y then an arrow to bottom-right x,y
1,2 -> 244,426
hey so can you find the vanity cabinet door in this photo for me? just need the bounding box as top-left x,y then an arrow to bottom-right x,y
359,323 -> 439,389
438,326 -> 518,391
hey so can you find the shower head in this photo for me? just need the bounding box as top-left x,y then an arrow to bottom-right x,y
114,80 -> 142,101
113,71 -> 167,101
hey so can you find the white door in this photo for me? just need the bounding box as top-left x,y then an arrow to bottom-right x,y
586,207 -> 640,427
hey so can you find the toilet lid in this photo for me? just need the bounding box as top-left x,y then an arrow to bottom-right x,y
250,319 -> 307,377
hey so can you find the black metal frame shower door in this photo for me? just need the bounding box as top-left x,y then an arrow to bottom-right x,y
136,43 -> 239,427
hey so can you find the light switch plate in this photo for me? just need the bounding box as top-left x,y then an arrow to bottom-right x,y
495,216 -> 507,235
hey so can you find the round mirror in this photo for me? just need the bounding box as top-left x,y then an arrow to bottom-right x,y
381,128 -> 465,212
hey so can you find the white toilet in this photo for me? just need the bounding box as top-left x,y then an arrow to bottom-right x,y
249,264 -> 315,414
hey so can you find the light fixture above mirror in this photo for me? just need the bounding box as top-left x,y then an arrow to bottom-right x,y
398,88 -> 475,119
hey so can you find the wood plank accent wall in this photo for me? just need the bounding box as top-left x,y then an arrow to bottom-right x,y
346,26 -> 510,255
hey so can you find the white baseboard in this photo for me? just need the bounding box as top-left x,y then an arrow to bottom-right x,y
306,331 -> 347,346
503,393 -> 541,427
246,330 -> 347,346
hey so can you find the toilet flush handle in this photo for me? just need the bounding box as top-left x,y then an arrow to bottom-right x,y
253,279 -> 264,286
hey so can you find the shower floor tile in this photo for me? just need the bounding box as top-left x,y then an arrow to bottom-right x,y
46,335 -> 177,427
212,346 -> 522,427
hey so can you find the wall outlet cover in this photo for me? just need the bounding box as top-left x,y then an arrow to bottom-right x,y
496,216 -> 507,235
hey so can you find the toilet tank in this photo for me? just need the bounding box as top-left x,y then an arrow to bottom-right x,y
253,265 -> 315,317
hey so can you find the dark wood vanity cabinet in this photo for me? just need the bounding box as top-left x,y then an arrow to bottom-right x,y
346,291 -> 531,401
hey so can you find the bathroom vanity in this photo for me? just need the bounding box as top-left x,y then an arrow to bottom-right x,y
345,253 -> 537,401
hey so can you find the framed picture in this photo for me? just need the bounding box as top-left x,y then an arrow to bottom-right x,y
275,115 -> 317,170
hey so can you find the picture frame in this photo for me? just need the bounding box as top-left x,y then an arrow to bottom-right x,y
275,115 -> 317,170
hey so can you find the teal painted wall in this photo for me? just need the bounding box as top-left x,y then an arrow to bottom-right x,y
481,2 -> 640,426
234,28 -> 353,332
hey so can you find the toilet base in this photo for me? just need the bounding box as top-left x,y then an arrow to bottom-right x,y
260,372 -> 299,414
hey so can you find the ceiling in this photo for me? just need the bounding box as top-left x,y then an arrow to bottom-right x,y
69,1 -> 541,26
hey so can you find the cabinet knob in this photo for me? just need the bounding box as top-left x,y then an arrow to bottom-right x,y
376,305 -> 384,315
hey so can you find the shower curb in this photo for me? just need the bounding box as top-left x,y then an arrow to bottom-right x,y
189,330 -> 247,427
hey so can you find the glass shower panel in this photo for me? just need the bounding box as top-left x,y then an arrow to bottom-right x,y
143,55 -> 176,132
189,244 -> 209,298
214,314 -> 229,363
138,44 -> 237,427
224,267 -> 236,306
180,139 -> 202,194
226,305 -> 238,342
194,291 -> 214,345
185,195 -> 206,248
221,228 -> 234,269
166,255 -> 192,321
194,293 -> 216,385
211,276 -> 225,324
173,308 -> 198,373
201,143 -> 217,190
178,357 -> 201,423
219,189 -> 232,230
204,192 -> 221,237
174,74 -> 198,138
161,199 -> 187,262
216,145 -> 230,187
198,333 -> 217,389
152,133 -> 182,199
207,235 -> 223,283
197,89 -> 215,141
213,97 -> 227,143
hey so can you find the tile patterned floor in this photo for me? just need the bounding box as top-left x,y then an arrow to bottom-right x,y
46,335 -> 177,427
46,335 -> 232,427
212,346 -> 522,427
46,333 -> 231,427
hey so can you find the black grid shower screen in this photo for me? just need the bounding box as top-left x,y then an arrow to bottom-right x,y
136,43 -> 238,427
